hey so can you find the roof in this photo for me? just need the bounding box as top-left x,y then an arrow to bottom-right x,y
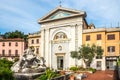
83,27 -> 120,33
38,6 -> 86,24
0,38 -> 24,42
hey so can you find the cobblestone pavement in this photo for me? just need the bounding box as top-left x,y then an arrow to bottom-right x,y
83,70 -> 119,80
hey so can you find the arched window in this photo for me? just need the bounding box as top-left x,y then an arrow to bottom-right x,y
54,32 -> 67,40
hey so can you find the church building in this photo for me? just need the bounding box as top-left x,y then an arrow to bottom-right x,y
28,6 -> 120,70
38,6 -> 91,70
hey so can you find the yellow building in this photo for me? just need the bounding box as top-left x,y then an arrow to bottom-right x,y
83,27 -> 120,70
28,31 -> 41,57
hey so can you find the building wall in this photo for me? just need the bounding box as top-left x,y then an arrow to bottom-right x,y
83,31 -> 106,55
83,28 -> 120,70
37,7 -> 120,70
105,31 -> 120,56
40,16 -> 84,69
28,31 -> 41,57
0,38 -> 24,61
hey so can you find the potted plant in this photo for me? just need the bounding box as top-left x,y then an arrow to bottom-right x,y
60,70 -> 65,75
70,74 -> 75,80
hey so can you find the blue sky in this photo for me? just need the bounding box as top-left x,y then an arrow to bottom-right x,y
0,0 -> 120,34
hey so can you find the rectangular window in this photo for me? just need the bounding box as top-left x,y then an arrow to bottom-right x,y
15,42 -> 18,46
31,40 -> 34,44
97,34 -> 101,40
36,48 -> 39,54
2,42 -> 5,46
86,35 -> 90,41
36,39 -> 39,44
96,61 -> 101,68
9,42 -> 11,46
107,34 -> 115,40
107,46 -> 115,52
2,50 -> 5,56
9,50 -> 11,56
15,50 -> 18,56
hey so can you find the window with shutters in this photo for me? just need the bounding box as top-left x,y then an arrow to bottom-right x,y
107,34 -> 115,40
97,34 -> 101,40
86,35 -> 90,41
107,46 -> 115,52
2,50 -> 5,56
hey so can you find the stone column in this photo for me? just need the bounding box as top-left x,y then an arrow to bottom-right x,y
45,28 -> 50,67
77,23 -> 83,66
49,29 -> 52,69
40,28 -> 45,58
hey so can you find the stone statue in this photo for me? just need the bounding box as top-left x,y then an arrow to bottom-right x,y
11,47 -> 46,73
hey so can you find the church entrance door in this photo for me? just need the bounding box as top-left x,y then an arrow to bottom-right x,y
57,56 -> 64,70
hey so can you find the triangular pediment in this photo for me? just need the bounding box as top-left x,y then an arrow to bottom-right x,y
38,6 -> 86,24
49,11 -> 72,19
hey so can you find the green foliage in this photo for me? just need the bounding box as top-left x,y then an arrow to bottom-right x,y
38,69 -> 60,80
69,66 -> 79,71
70,44 -> 104,68
69,66 -> 96,73
0,58 -> 13,68
118,61 -> 120,66
3,30 -> 27,39
96,46 -> 104,56
117,58 -> 120,66
88,68 -> 96,73
78,66 -> 86,71
14,57 -> 19,62
38,75 -> 47,80
70,51 -> 78,59
0,58 -> 14,80
0,67 -> 14,80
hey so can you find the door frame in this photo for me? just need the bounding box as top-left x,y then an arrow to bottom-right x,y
55,53 -> 65,70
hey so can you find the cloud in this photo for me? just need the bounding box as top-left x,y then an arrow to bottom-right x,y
0,0 -> 120,34
62,0 -> 120,27
0,0 -> 45,34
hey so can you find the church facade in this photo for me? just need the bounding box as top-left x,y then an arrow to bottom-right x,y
28,6 -> 120,70
38,6 -> 88,70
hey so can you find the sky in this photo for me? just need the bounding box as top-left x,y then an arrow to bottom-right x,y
0,0 -> 120,34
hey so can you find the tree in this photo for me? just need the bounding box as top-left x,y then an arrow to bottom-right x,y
3,30 -> 25,39
3,30 -> 28,48
70,44 -> 103,68
0,58 -> 14,80
70,51 -> 78,66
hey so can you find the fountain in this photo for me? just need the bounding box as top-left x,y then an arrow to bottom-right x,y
11,47 -> 46,80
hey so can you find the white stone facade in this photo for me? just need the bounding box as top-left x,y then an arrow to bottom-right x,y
38,7 -> 86,70
90,57 -> 106,70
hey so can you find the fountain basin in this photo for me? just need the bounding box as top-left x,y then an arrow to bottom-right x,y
14,72 -> 45,80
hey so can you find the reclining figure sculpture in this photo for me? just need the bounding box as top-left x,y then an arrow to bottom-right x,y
11,47 -> 46,73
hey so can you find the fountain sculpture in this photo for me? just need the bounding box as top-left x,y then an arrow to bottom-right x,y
11,47 -> 46,80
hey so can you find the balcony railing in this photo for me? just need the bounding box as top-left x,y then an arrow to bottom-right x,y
0,54 -> 19,57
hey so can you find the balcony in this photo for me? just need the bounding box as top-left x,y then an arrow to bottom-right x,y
0,54 -> 19,57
